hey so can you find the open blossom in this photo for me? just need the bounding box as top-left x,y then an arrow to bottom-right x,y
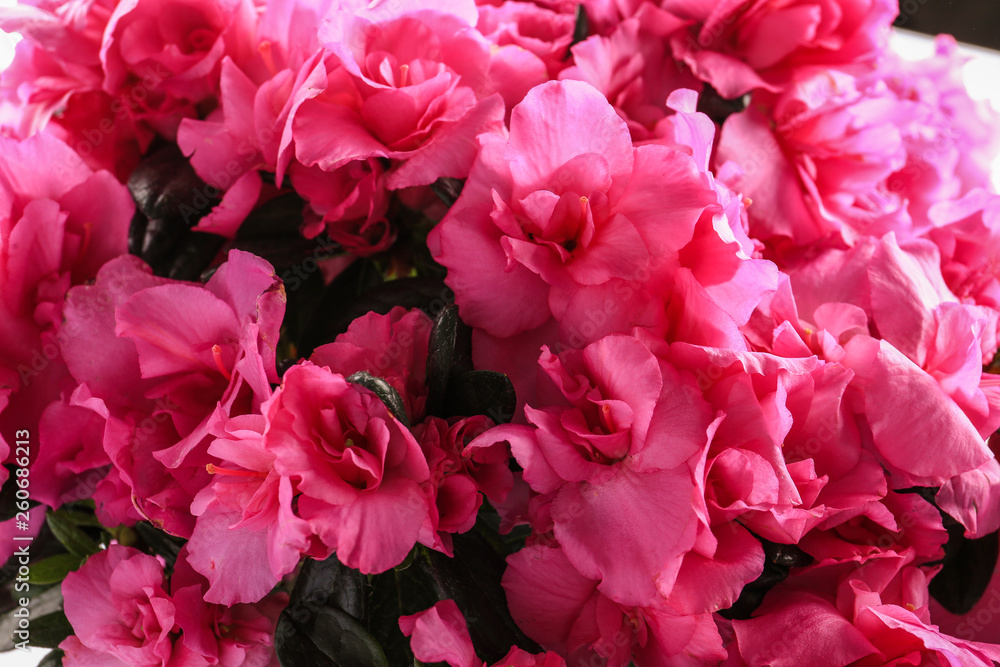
265,362 -> 431,572
433,80 -> 777,409
0,1 -> 145,177
56,250 -> 284,535
717,39 -> 1000,259
480,334 -> 717,606
430,79 -> 716,344
503,543 -> 731,666
100,0 -> 258,138
414,414 -> 513,554
665,0 -> 896,98
187,359 -> 435,604
288,0 -> 508,190
310,306 -> 433,421
60,545 -> 283,667
0,131 -> 132,494
560,17 -> 701,141
728,551 -> 1000,666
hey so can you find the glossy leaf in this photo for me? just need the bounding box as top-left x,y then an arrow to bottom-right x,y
347,372 -> 410,427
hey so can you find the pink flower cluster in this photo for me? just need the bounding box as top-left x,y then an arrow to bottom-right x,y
1,0 -> 1000,665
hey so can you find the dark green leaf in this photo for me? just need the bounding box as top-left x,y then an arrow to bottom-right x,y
27,554 -> 82,585
45,511 -> 99,559
930,528 -> 999,615
289,556 -> 368,623
26,611 -> 74,649
135,522 -> 184,568
296,259 -> 385,357
719,532 -> 813,620
38,649 -> 64,667
236,192 -> 308,240
430,178 -> 464,207
695,84 -> 750,121
166,232 -> 226,281
425,305 -> 459,418
423,532 -> 540,663
347,372 -> 409,427
127,145 -> 222,276
304,277 -> 452,357
367,561 -> 441,665
0,467 -> 38,522
58,507 -> 103,529
276,606 -> 389,667
568,5 -> 589,50
443,371 -> 516,424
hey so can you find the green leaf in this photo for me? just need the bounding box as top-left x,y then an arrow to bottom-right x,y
26,611 -> 74,649
135,521 -> 184,568
28,554 -> 83,585
443,370 -> 516,424
57,507 -> 104,529
289,556 -> 368,623
423,532 -> 540,663
45,511 -> 99,558
347,372 -> 410,427
367,561 -> 440,665
38,649 -> 64,667
276,606 -> 389,667
425,305 -> 458,418
430,178 -> 464,208
930,526 -> 999,615
569,5 -> 589,50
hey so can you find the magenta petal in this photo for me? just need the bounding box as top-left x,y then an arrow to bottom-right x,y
187,502 -> 280,605
301,476 -> 429,574
116,284 -> 241,378
506,80 -> 633,192
861,340 -> 991,482
399,600 -> 480,667
553,466 -> 697,606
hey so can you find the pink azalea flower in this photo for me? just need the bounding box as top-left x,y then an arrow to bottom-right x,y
400,599 -> 567,667
100,0 -> 258,138
310,306 -> 433,421
57,250 -> 284,535
0,2 -> 146,177
480,334 -> 716,606
264,361 -> 431,574
290,159 -> 393,256
60,545 -> 283,667
0,131 -> 132,496
666,0 -> 896,98
414,414 -> 513,555
560,17 -> 701,141
666,342 -> 887,547
927,189 -> 1000,336
503,544 -> 730,666
289,0 -> 507,190
431,79 -> 715,343
729,551 -> 1000,666
476,1 -> 576,78
718,40 -> 1000,259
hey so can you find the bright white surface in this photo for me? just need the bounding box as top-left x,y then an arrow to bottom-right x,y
891,29 -> 1000,191
1,647 -> 52,666
0,0 -> 17,71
